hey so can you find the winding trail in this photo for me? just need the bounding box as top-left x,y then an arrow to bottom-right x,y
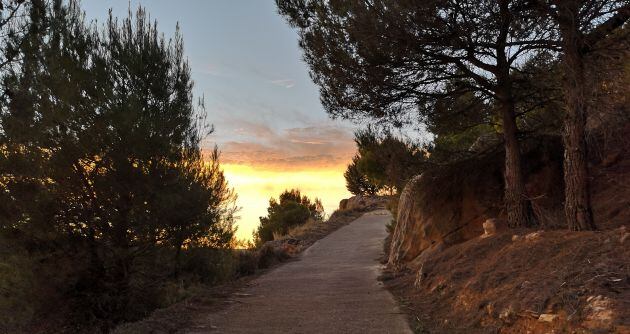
188,210 -> 412,334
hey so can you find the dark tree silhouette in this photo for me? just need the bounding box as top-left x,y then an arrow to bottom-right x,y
0,1 -> 236,325
539,0 -> 630,231
344,155 -> 380,196
277,0 -> 556,227
255,189 -> 324,244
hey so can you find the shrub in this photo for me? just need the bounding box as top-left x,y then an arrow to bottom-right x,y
255,189 -> 324,245
257,243 -> 290,269
0,252 -> 36,328
344,155 -> 381,195
346,127 -> 427,195
234,250 -> 259,277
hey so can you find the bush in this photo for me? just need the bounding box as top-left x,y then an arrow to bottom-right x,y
257,243 -> 290,269
344,155 -> 381,195
255,189 -> 324,245
234,250 -> 259,277
0,252 -> 36,328
346,127 -> 427,195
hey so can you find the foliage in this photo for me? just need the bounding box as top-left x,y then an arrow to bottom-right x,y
344,155 -> 380,196
255,189 -> 324,245
346,127 -> 427,195
277,0 -> 553,124
0,0 -> 34,76
0,1 -> 237,330
277,0 -> 629,229
542,0 -> 630,231
276,0 -> 562,227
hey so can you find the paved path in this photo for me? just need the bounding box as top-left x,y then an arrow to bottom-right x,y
188,210 -> 412,334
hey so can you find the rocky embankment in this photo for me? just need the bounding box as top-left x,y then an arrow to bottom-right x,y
385,130 -> 630,332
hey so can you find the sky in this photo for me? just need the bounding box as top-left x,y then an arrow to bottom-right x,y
82,0 -> 359,240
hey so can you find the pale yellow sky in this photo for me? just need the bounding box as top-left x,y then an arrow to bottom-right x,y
223,164 -> 351,241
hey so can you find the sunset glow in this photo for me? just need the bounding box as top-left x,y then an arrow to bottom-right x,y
83,0 -> 359,243
222,163 -> 351,241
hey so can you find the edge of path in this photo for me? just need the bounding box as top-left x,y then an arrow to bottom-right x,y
113,207 -> 386,334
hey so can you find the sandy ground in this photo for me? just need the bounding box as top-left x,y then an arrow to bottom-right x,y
186,210 -> 411,334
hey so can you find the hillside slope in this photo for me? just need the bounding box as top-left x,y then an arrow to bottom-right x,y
384,227 -> 629,333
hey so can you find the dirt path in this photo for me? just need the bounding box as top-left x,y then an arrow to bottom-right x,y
187,210 -> 412,334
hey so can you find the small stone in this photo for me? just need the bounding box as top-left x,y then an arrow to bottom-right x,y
499,305 -> 516,324
525,231 -> 543,242
512,235 -> 521,242
485,302 -> 495,316
481,219 -> 497,238
414,265 -> 424,288
538,313 -> 558,322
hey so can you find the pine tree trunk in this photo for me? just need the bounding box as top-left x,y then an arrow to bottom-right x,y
495,0 -> 535,228
557,1 -> 596,231
500,97 -> 534,227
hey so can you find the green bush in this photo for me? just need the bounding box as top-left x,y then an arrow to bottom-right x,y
255,189 -> 324,245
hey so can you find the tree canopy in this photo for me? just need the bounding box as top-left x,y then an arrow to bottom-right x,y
277,0 -> 629,229
277,0 -> 561,227
0,1 -> 236,327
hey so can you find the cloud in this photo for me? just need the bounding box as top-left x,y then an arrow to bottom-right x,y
206,121 -> 356,170
269,79 -> 295,89
197,63 -> 225,77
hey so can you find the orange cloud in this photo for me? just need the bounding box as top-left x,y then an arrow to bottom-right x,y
208,123 -> 356,171
203,120 -> 358,241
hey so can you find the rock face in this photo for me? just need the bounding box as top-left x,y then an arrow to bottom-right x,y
338,195 -> 387,211
387,132 -> 628,268
388,161 -> 505,267
388,137 -> 566,268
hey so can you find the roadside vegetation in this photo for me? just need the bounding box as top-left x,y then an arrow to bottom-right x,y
254,189 -> 324,246
344,127 -> 427,197
0,1 -> 245,332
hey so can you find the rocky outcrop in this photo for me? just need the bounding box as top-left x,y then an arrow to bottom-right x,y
388,137 -> 566,268
388,131 -> 630,268
338,195 -> 387,212
387,162 -> 505,267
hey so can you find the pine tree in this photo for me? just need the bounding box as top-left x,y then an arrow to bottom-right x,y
542,0 -> 629,230
277,0 -> 556,227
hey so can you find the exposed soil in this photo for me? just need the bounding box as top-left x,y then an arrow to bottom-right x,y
382,227 -> 630,333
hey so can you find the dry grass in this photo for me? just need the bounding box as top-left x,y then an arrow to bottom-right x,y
384,228 -> 630,333
272,218 -> 322,241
